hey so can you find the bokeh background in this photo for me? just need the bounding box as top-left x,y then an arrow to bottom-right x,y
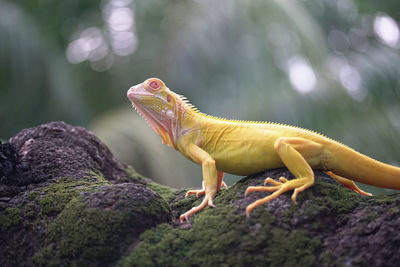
1,0 -> 399,193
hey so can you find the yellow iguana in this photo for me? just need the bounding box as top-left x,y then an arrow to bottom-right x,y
127,78 -> 400,223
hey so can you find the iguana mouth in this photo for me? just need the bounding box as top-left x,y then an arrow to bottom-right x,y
127,86 -> 166,102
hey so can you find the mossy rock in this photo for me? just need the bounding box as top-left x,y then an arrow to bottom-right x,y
0,122 -> 172,266
0,207 -> 21,229
121,169 -> 400,267
2,122 -> 400,267
33,183 -> 171,266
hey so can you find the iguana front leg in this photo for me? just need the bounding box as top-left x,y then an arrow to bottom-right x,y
185,171 -> 227,197
180,144 -> 220,223
245,137 -> 323,217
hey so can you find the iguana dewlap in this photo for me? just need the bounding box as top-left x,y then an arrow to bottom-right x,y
127,78 -> 400,223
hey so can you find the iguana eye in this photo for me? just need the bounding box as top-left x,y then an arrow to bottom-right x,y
148,79 -> 161,90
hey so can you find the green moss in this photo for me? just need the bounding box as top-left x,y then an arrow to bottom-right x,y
37,172 -> 110,215
28,192 -> 39,201
122,166 -> 146,183
319,251 -> 335,266
310,221 -> 324,231
121,199 -> 321,267
268,229 -> 320,266
122,165 -> 178,202
0,207 -> 21,230
120,205 -> 244,266
387,206 -> 400,215
7,165 -> 393,266
295,180 -> 360,219
214,182 -> 243,203
34,198 -> 130,265
371,194 -> 398,204
147,182 -> 178,203
120,224 -> 173,267
168,189 -> 206,217
33,185 -> 171,266
120,174 -> 375,266
23,202 -> 37,219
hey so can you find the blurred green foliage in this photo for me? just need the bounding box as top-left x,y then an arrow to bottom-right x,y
1,0 -> 399,191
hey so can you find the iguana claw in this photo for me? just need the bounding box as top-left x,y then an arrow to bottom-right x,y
185,189 -> 205,198
185,180 -> 228,199
245,176 -> 313,217
179,193 -> 216,222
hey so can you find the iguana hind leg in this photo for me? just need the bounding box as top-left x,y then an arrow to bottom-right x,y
325,171 -> 372,196
245,137 -> 324,217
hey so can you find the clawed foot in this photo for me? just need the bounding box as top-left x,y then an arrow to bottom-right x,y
185,189 -> 206,198
244,176 -> 289,197
180,180 -> 225,223
264,176 -> 288,185
245,176 -> 313,218
179,194 -> 216,223
184,181 -> 227,199
343,184 -> 372,196
325,171 -> 373,196
220,181 -> 228,189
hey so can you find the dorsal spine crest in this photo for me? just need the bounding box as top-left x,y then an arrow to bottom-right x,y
174,92 -> 349,147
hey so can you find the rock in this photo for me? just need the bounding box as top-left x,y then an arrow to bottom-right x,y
0,122 -> 172,266
0,141 -> 20,185
33,183 -> 171,266
5,121 -> 127,186
1,122 -> 400,266
122,169 -> 400,267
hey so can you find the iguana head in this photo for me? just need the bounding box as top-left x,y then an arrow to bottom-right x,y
127,78 -> 182,147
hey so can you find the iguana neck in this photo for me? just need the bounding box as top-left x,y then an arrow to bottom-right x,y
163,93 -> 198,148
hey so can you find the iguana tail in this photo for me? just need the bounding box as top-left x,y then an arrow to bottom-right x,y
330,144 -> 400,190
